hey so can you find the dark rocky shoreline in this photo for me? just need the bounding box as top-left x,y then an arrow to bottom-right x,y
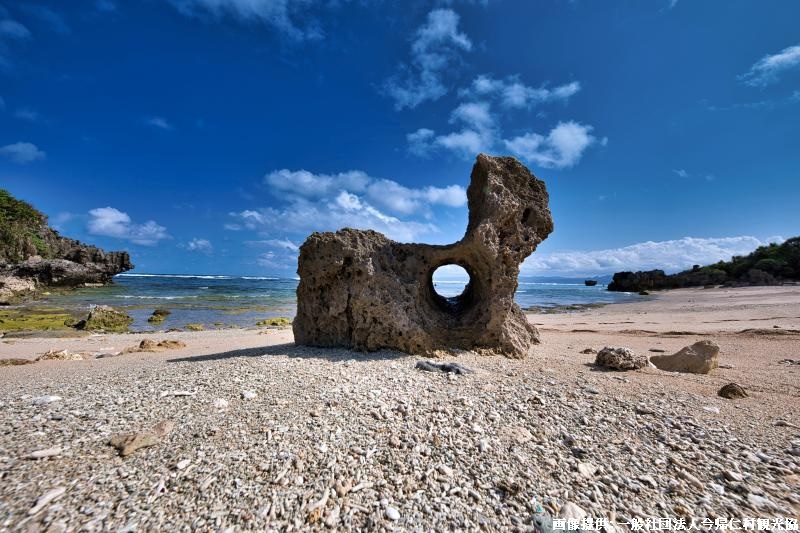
0,189 -> 133,305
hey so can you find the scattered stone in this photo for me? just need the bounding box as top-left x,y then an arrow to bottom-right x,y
415,361 -> 473,375
650,340 -> 719,374
241,390 -> 257,400
0,358 -> 34,366
78,305 -> 133,333
31,395 -> 61,404
778,358 -> 800,365
160,390 -> 196,398
579,348 -> 596,354
176,459 -> 191,470
36,349 -> 85,361
185,323 -> 205,331
147,308 -> 171,324
28,486 -> 66,515
213,398 -> 229,409
385,506 -> 400,521
576,462 -> 597,478
703,406 -> 720,414
24,446 -> 62,459
255,317 -> 292,327
126,339 -> 187,353
718,383 -> 748,399
108,420 -> 174,457
649,348 -> 667,353
594,346 -> 648,370
558,502 -> 587,520
293,155 -> 554,358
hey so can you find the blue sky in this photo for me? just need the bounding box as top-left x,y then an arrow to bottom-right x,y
1,0 -> 798,276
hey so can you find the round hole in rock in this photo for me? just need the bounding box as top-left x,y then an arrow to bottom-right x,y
431,264 -> 470,299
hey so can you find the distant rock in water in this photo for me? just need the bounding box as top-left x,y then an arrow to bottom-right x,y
608,237 -> 800,292
584,279 -> 597,286
0,189 -> 132,304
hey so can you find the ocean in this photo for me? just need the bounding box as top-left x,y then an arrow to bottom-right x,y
25,273 -> 643,331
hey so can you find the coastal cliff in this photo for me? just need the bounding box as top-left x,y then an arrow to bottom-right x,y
0,189 -> 133,304
608,237 -> 800,292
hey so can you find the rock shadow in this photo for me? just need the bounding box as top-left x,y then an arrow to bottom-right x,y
167,342 -> 409,364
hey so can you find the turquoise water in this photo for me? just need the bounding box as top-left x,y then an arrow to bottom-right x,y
25,273 -> 642,331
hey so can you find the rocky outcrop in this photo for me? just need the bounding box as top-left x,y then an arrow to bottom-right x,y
594,346 -> 648,370
293,154 -> 554,358
76,305 -> 133,333
0,189 -> 132,304
608,237 -> 800,292
650,340 -> 719,374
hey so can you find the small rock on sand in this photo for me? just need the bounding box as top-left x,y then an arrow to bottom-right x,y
385,506 -> 400,521
31,395 -> 61,405
24,446 -> 62,460
241,390 -> 257,400
415,361 -> 473,375
28,486 -> 66,515
595,346 -> 648,371
108,420 -> 175,457
650,340 -> 719,374
213,398 -> 229,409
718,382 -> 748,399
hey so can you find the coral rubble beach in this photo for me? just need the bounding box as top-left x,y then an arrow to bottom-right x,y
1,286 -> 798,529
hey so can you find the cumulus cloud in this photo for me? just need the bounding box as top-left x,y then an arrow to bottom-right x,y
0,142 -> 46,163
462,75 -> 581,109
504,121 -> 597,169
87,207 -> 170,245
408,72 -> 599,165
19,4 -> 71,34
0,19 -> 30,39
184,238 -> 213,253
385,8 -> 472,110
145,116 -> 173,130
523,236 -> 782,276
673,169 -> 689,178
14,108 -> 41,122
739,44 -> 800,87
232,166 -> 466,243
167,0 -> 323,41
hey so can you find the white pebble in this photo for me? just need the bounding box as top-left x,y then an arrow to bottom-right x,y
213,398 -> 229,409
241,390 -> 257,400
176,459 -> 191,470
31,395 -> 61,405
385,506 -> 400,521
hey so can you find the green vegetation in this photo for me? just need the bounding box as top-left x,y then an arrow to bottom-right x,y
0,188 -> 52,263
185,323 -> 205,331
699,238 -> 800,281
256,316 -> 292,327
0,309 -> 74,332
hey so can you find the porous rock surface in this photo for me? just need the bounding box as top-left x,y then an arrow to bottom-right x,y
294,154 -> 553,358
650,340 -> 720,374
594,346 -> 648,371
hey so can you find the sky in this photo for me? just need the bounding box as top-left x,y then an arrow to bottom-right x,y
1,0 -> 798,277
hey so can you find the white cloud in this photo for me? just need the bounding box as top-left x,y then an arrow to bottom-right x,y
463,75 -> 581,109
247,238 -> 299,251
504,121 -> 597,169
231,166 -> 466,242
523,236 -> 780,276
87,207 -> 170,245
673,169 -> 689,178
450,101 -> 494,130
0,142 -> 46,164
739,44 -> 800,87
95,0 -> 117,12
145,116 -> 173,130
0,19 -> 30,39
19,5 -> 71,35
167,0 -> 323,41
185,238 -> 213,253
407,128 -> 435,156
14,108 -> 41,122
385,8 -> 472,110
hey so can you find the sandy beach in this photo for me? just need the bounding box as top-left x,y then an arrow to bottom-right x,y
1,286 -> 799,530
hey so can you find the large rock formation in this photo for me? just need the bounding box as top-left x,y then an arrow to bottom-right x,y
0,188 -> 132,304
293,154 -> 554,358
608,237 -> 800,292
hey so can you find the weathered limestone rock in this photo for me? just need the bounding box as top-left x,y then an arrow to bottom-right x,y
718,382 -> 748,399
78,305 -> 133,333
293,154 -> 554,358
650,340 -> 719,374
594,346 -> 648,371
